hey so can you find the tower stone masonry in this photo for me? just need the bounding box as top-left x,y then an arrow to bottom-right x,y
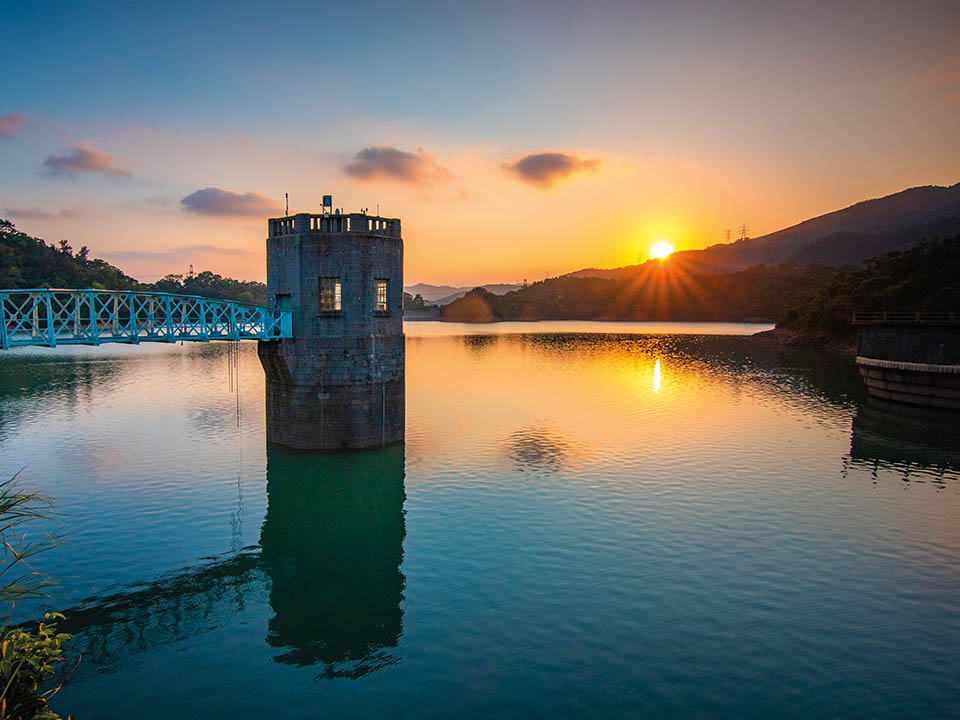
257,211 -> 404,449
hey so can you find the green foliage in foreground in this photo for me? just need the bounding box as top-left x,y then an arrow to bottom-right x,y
0,477 -> 71,720
778,234 -> 960,335
0,218 -> 266,305
0,615 -> 71,720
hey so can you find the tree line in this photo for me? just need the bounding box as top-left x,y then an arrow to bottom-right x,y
0,219 -> 266,305
777,234 -> 960,335
441,261 -> 837,323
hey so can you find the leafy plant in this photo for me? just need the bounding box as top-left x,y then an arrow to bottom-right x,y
0,476 -> 57,608
0,476 -> 71,720
0,614 -> 71,720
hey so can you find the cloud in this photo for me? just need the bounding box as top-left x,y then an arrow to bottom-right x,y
503,152 -> 599,188
343,146 -> 451,185
180,187 -> 280,217
921,59 -> 960,105
105,244 -> 253,262
0,113 -> 28,138
4,207 -> 86,219
43,142 -> 132,177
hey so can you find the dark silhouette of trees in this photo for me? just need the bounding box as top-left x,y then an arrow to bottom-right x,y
0,219 -> 266,304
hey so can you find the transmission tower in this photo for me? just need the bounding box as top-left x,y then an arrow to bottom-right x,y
738,224 -> 748,241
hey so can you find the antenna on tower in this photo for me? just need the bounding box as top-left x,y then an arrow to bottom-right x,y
285,193 -> 289,216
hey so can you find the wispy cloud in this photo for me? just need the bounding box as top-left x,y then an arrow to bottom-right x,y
4,206 -> 86,219
921,58 -> 960,105
43,142 -> 132,177
503,152 -> 599,188
343,146 -> 451,185
0,113 -> 28,138
180,187 -> 280,217
104,244 -> 253,262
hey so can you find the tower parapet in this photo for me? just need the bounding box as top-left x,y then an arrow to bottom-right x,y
258,210 -> 404,449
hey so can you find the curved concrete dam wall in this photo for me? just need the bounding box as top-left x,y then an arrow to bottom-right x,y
856,356 -> 960,410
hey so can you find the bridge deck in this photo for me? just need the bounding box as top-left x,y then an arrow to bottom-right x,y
0,289 -> 292,349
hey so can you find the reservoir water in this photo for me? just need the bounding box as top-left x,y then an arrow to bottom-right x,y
1,322 -> 958,718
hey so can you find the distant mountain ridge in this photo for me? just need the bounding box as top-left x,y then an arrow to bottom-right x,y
404,283 -> 522,305
567,182 -> 960,279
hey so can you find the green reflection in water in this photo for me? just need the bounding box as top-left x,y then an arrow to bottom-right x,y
262,444 -> 406,676
59,443 -> 406,680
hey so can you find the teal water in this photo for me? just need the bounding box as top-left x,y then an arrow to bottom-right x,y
1,323 -> 958,718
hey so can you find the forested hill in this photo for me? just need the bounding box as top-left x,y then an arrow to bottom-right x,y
568,182 -> 960,279
0,218 -> 139,289
0,219 -> 266,305
441,262 -> 836,323
777,234 -> 960,335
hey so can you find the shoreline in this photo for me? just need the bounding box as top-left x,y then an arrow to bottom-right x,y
750,327 -> 857,355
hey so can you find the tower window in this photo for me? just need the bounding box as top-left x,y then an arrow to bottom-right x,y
375,280 -> 389,312
319,277 -> 341,311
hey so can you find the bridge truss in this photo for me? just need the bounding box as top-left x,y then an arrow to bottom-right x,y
0,289 -> 292,349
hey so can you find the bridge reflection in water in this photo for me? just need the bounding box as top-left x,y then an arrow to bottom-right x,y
59,444 -> 406,680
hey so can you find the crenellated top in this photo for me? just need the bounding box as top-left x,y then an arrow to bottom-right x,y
268,212 -> 401,238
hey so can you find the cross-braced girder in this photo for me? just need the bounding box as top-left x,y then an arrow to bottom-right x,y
0,289 -> 292,349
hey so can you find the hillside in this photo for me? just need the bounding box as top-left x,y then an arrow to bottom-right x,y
404,282 -> 522,304
777,234 -> 960,336
568,182 -> 960,279
0,219 -> 139,289
442,262 -> 835,323
0,219 -> 266,304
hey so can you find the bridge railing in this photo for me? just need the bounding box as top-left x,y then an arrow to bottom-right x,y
0,289 -> 293,349
852,311 -> 960,326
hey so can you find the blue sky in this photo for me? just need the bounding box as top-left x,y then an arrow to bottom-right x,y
2,0 -> 958,283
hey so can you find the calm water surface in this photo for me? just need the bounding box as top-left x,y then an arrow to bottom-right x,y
1,322 -> 958,719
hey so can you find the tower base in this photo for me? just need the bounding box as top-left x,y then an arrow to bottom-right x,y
258,338 -> 405,450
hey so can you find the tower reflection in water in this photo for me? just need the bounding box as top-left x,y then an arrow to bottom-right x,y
59,444 -> 406,681
261,444 -> 406,676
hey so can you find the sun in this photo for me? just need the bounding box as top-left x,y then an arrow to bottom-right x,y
650,240 -> 675,260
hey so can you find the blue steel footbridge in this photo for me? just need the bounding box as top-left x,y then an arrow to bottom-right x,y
0,289 -> 292,350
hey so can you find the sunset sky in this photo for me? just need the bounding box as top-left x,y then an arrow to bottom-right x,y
1,0 -> 958,285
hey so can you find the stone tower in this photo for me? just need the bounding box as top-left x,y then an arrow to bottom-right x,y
257,210 -> 404,449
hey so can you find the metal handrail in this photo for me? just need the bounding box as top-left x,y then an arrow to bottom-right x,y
852,311 -> 960,325
0,289 -> 292,350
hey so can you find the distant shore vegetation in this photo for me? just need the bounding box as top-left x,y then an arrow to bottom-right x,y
441,233 -> 959,338
441,262 -> 836,324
